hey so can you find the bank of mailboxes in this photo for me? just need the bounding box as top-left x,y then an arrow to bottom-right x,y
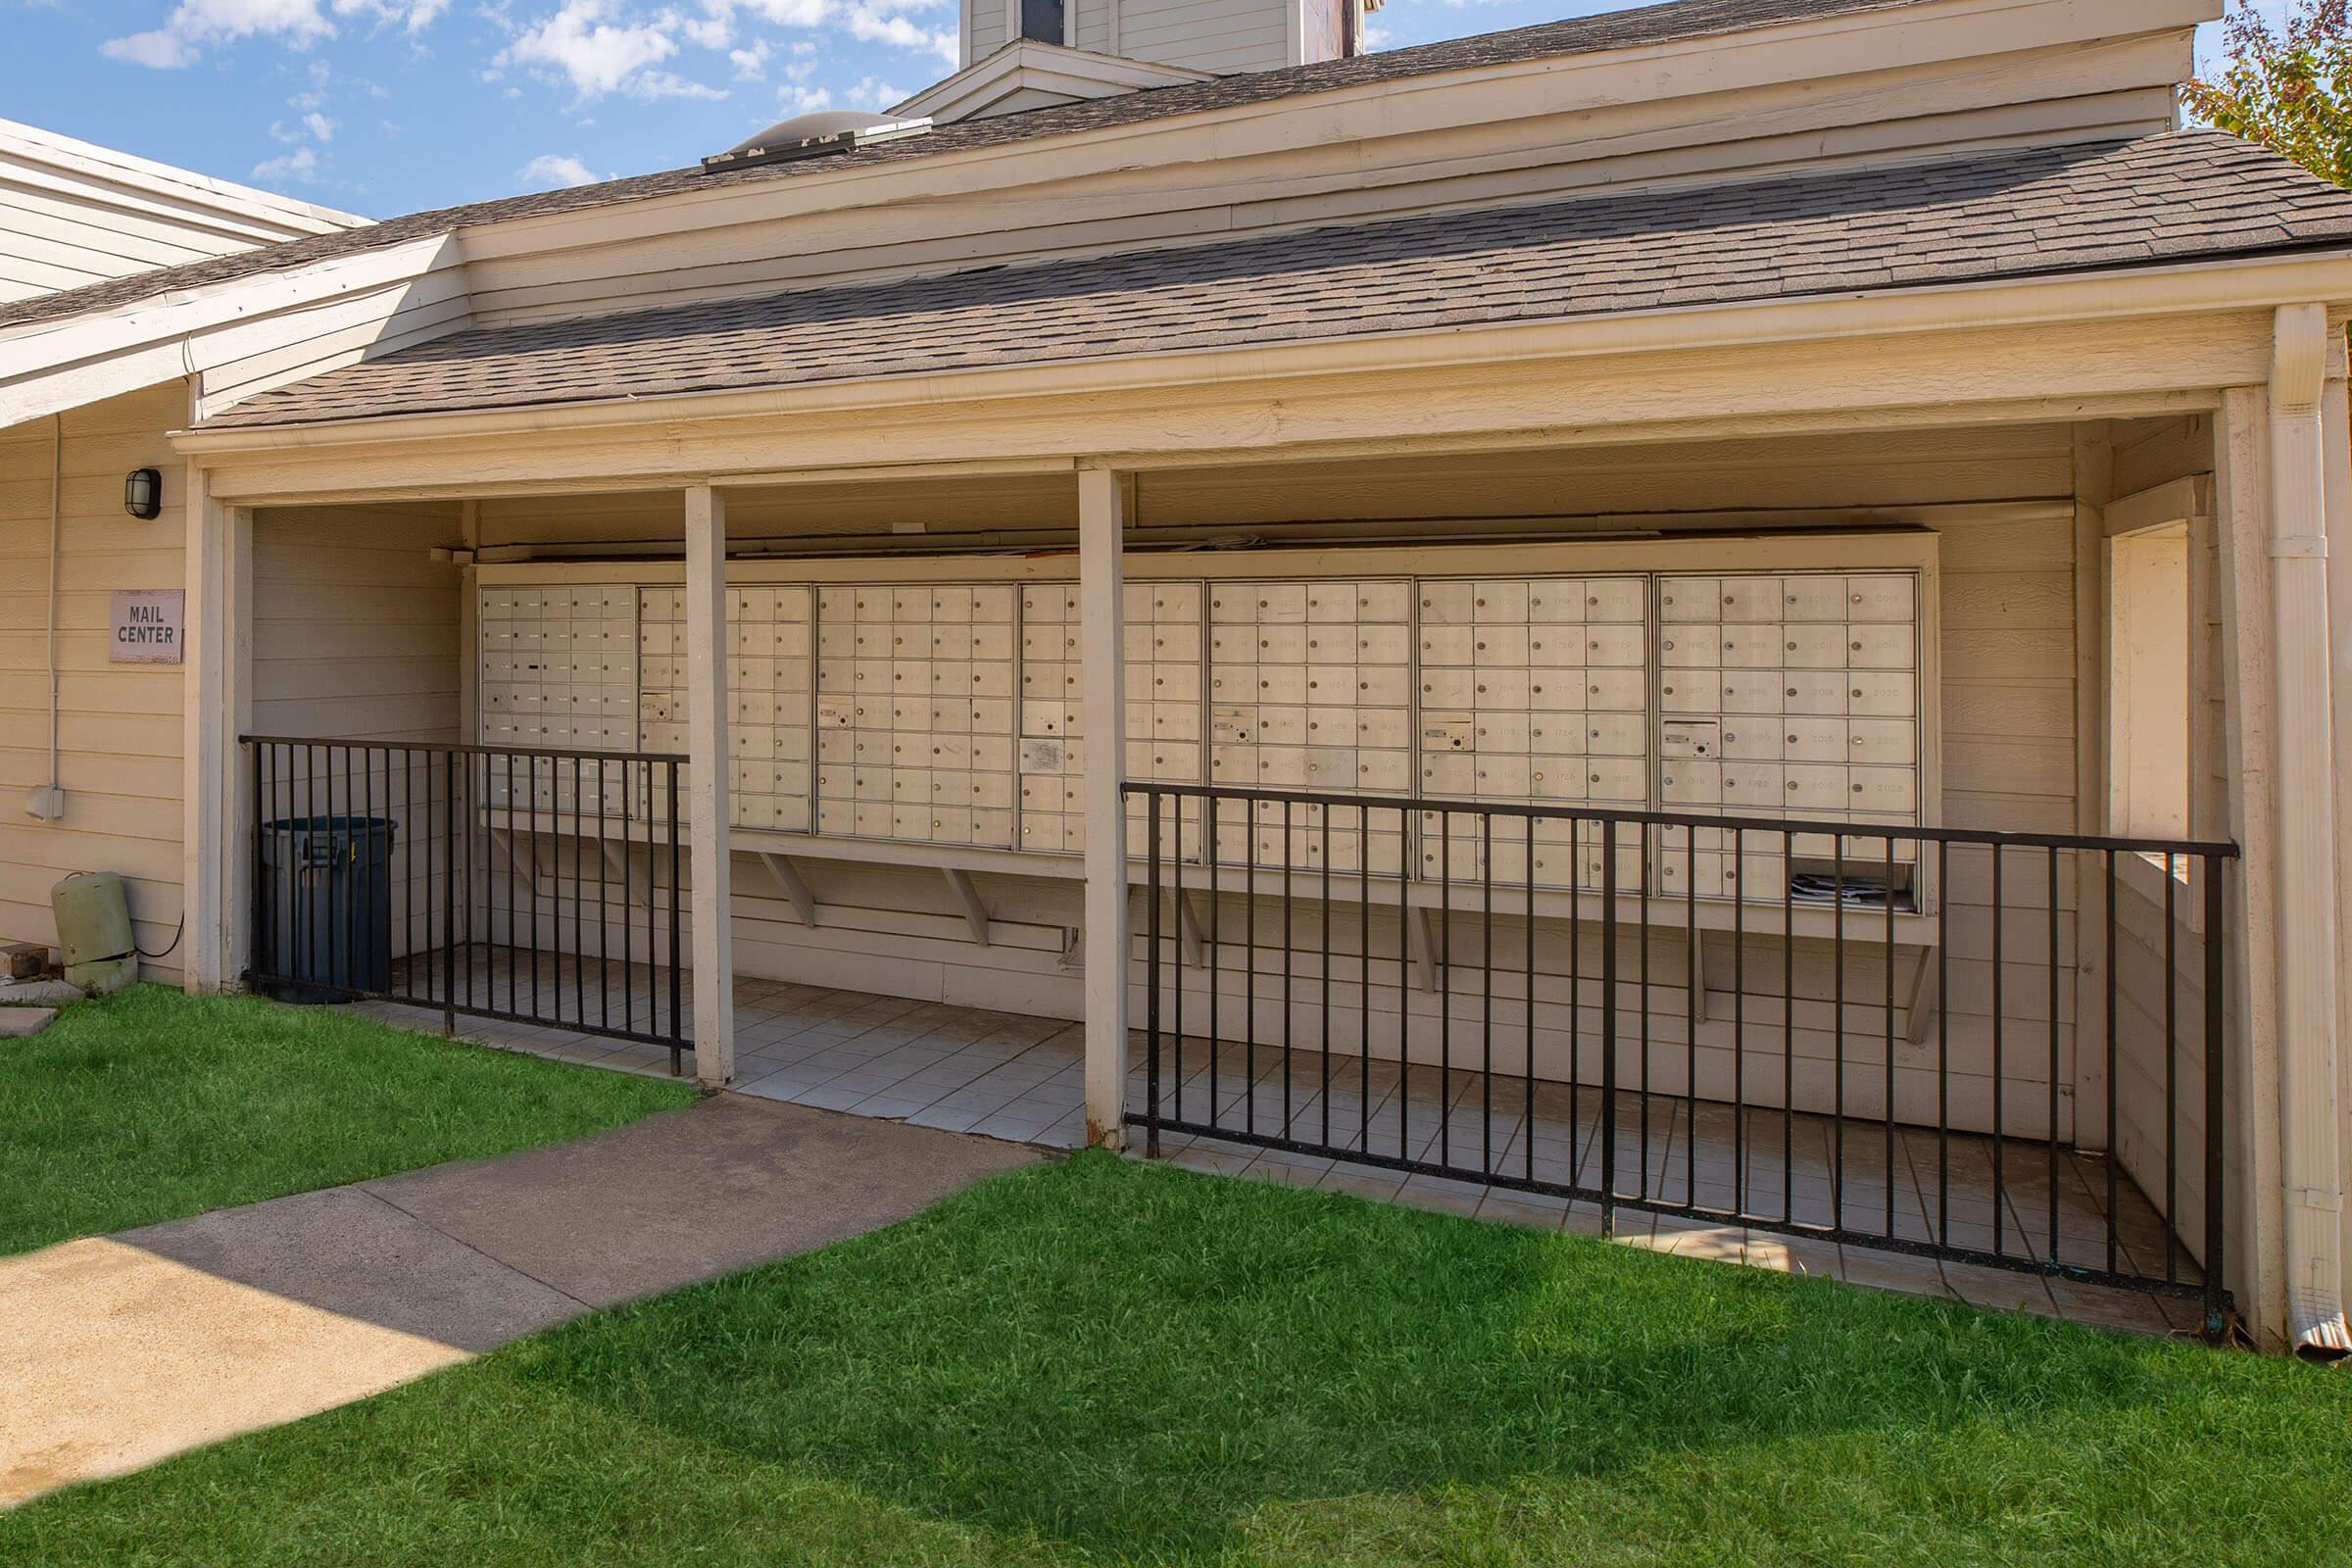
1200,579 -> 1412,874
1653,573 -> 1920,903
480,565 -> 1926,904
812,584 -> 1020,848
1414,577 -> 1650,889
478,586 -> 639,814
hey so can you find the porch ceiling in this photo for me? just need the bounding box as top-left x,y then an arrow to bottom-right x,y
198,132 -> 2352,435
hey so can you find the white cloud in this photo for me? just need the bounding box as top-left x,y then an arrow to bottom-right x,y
335,0 -> 447,28
842,6 -> 954,67
251,144 -> 321,182
102,28 -> 201,67
773,83 -> 830,116
518,152 -> 608,187
497,0 -> 724,100
720,0 -> 833,26
304,110 -> 337,140
633,69 -> 727,99
728,38 -> 769,77
101,0 -> 446,68
846,74 -> 906,110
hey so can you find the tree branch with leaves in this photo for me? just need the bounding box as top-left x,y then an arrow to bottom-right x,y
2184,0 -> 2352,188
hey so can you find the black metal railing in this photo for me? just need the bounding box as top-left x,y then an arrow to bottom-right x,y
243,736 -> 691,1073
1126,782 -> 2235,1338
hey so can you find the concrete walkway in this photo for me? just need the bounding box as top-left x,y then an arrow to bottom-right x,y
0,1095 -> 1037,1507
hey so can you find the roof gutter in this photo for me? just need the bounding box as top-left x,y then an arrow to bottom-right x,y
172,248 -> 2352,457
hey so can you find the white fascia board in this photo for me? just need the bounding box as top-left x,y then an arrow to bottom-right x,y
0,116 -> 367,233
172,247 -> 2352,456
0,232 -> 464,428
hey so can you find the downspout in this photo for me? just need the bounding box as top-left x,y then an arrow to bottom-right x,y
43,415 -> 62,810
2268,303 -> 2350,1359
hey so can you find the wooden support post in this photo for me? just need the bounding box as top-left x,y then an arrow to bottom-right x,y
184,460 -> 252,994
2264,306 -> 2348,1354
943,867 -> 993,946
2074,421 -> 2114,1147
1078,464 -> 1130,1149
758,852 -> 816,925
685,483 -> 734,1089
2323,372 -> 2352,1348
2217,383 -> 2287,1347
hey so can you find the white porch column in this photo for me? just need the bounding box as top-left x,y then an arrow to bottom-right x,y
2216,384 -> 2286,1348
2267,305 -> 2349,1357
2323,369 -> 2352,1353
684,483 -> 735,1088
183,460 -> 253,993
1077,465 -> 1130,1149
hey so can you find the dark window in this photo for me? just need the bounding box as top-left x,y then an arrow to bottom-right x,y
1019,0 -> 1062,42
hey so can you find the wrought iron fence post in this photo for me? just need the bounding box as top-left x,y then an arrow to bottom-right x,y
1600,814 -> 1618,1239
1146,785 -> 1163,1159
442,748 -> 458,1037
2204,852 -> 2229,1345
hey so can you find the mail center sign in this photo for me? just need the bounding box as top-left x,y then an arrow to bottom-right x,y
111,589 -> 184,664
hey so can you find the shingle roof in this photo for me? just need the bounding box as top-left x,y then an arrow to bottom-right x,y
2,0 -> 1931,335
200,132 -> 2352,432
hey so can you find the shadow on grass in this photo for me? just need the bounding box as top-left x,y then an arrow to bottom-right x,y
0,983 -> 690,1256
489,1152 -> 2343,1562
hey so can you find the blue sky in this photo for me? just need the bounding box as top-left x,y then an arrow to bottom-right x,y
0,0 -> 2286,220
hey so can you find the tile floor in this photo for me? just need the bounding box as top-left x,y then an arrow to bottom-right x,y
357,948 -> 2209,1340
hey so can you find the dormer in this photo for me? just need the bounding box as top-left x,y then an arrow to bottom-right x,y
906,0 -> 1374,122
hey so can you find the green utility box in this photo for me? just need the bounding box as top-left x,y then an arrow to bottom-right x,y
49,872 -> 137,996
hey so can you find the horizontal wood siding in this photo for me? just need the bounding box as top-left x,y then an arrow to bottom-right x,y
461,27 -> 2191,330
2104,414 -> 2221,1269
0,131 -> 354,304
967,0 -> 1007,62
1073,0 -> 1116,55
251,503 -> 465,965
2110,864 -> 2211,1267
1116,0 -> 1290,74
192,249 -> 472,421
0,382 -> 189,971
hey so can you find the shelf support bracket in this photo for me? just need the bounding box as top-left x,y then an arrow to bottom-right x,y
758,851 -> 817,926
1902,945 -> 1940,1047
943,866 -> 993,946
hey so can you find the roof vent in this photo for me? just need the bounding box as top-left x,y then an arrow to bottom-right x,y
702,111 -> 932,173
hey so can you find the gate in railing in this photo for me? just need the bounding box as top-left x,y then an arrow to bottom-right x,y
1126,781 -> 2235,1337
243,736 -> 691,1073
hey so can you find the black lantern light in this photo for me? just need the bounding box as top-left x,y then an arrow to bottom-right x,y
123,468 -> 163,520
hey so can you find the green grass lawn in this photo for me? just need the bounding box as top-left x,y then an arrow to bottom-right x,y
5,1152 -> 2347,1567
0,983 -> 692,1254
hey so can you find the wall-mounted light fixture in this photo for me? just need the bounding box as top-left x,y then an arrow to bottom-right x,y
122,468 -> 163,520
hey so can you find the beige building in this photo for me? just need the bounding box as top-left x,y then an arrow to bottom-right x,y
5,0 -> 2351,1355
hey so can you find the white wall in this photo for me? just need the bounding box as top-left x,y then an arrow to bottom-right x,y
249,503 -> 465,970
